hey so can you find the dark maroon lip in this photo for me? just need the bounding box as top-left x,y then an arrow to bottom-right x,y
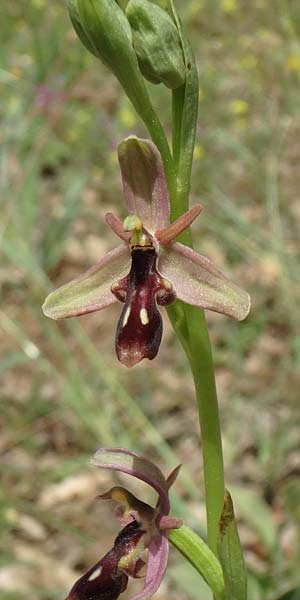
66,522 -> 145,600
113,248 -> 175,367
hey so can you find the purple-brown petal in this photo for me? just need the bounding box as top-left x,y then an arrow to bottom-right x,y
158,515 -> 183,530
166,465 -> 182,489
43,244 -> 131,320
66,521 -> 143,600
155,204 -> 203,246
129,533 -> 169,600
113,247 -> 174,368
91,448 -> 171,518
118,137 -> 170,232
159,242 -> 251,321
105,213 -> 132,243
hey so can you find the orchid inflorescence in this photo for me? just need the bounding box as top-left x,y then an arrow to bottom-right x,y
44,0 -> 251,595
66,448 -> 182,600
43,137 -> 250,367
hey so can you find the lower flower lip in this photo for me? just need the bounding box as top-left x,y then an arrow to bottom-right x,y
116,343 -> 159,368
114,247 -> 169,368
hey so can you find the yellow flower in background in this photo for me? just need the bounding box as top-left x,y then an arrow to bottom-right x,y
221,0 -> 238,14
229,99 -> 248,116
287,52 -> 300,73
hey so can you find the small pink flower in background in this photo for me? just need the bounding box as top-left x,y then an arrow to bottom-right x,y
66,448 -> 182,600
43,137 -> 250,367
35,84 -> 68,112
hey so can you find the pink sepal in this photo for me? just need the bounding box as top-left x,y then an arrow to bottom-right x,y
42,244 -> 130,319
158,242 -> 251,321
91,448 -> 170,516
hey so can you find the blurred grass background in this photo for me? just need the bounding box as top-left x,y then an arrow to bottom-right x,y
1,0 -> 300,598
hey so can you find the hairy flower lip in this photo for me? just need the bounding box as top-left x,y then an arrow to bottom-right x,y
43,136 -> 250,366
113,246 -> 175,368
66,520 -> 145,600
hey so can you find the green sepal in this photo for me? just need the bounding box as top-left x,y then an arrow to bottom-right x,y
126,0 -> 186,89
217,490 -> 248,600
168,525 -> 225,597
68,0 -> 99,58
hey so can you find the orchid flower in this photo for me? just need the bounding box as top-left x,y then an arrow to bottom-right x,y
66,448 -> 182,600
43,137 -> 250,367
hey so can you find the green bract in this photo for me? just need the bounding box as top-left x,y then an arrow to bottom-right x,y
217,491 -> 248,600
68,0 -> 152,119
126,0 -> 186,89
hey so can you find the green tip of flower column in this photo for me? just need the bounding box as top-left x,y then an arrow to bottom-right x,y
123,215 -> 143,233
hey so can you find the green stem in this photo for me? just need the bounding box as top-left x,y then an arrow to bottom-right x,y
135,0 -> 226,583
185,305 -> 225,555
167,302 -> 225,558
170,2 -> 199,221
141,105 -> 176,201
168,1 -> 225,564
172,84 -> 185,170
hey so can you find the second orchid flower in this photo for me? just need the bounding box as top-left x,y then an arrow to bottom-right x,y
66,448 -> 182,600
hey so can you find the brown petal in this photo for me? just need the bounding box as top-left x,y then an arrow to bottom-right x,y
155,204 -> 202,245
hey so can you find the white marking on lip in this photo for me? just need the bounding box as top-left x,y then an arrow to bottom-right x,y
140,308 -> 149,325
123,306 -> 131,327
88,565 -> 102,581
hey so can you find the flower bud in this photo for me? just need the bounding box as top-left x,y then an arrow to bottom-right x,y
68,0 -> 153,118
126,0 -> 186,89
